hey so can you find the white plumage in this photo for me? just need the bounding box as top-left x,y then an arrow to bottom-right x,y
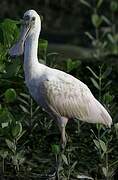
9,10 -> 112,148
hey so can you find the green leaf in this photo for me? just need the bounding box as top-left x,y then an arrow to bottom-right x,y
80,0 -> 92,9
39,39 -> 48,50
51,144 -> 60,155
102,167 -> 107,177
18,97 -> 29,106
101,67 -> 112,79
0,150 -> 8,159
1,122 -> 9,128
114,123 -> 118,130
16,130 -> 26,141
5,60 -> 21,78
93,139 -> 100,149
12,152 -> 25,166
0,63 -> 5,73
102,16 -> 111,25
91,14 -> 103,28
0,107 -> 14,124
97,0 -> 103,9
99,140 -> 107,152
39,39 -> 48,61
85,32 -> 94,40
115,34 -> 118,41
108,34 -> 115,44
110,1 -> 118,12
12,122 -> 22,138
5,139 -> 16,153
86,66 -> 99,79
103,92 -> 114,104
90,78 -> 100,90
47,52 -> 59,57
67,58 -> 81,73
61,154 -> 68,165
19,105 -> 30,114
77,175 -> 93,179
109,159 -> 118,168
4,88 -> 16,103
70,161 -> 77,171
0,19 -> 19,47
114,123 -> 118,137
103,80 -> 112,90
20,93 -> 30,99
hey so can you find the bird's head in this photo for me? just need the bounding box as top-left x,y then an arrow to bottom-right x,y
9,10 -> 41,56
23,10 -> 41,36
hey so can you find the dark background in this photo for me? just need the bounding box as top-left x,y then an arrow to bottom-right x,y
0,0 -> 113,46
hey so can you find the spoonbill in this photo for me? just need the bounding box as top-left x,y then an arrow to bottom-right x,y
9,10 -> 112,149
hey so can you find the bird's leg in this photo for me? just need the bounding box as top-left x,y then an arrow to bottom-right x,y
57,117 -> 68,150
55,117 -> 68,179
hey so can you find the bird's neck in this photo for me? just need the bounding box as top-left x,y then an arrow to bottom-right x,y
24,35 -> 39,69
24,33 -> 41,81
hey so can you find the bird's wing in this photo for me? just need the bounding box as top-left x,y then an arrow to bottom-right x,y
43,70 -> 112,127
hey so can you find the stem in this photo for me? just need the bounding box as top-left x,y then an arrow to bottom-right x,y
67,153 -> 70,180
30,97 -> 33,128
67,171 -> 70,180
98,125 -> 102,156
96,27 -> 99,41
44,49 -> 47,64
105,143 -> 109,180
2,158 -> 4,174
56,148 -> 65,180
99,67 -> 102,102
111,13 -> 116,35
111,12 -> 117,54
99,78 -> 101,102
55,154 -> 58,164
94,8 -> 99,41
56,154 -> 61,180
106,152 -> 109,180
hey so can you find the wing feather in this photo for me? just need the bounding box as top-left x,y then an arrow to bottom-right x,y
43,71 -> 112,127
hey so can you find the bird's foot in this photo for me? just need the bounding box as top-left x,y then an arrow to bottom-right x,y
61,141 -> 66,151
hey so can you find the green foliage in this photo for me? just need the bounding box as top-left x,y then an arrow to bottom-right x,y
81,0 -> 118,56
66,58 -> 81,73
4,88 -> 17,103
51,144 -> 60,155
11,121 -> 22,138
0,19 -> 19,47
110,1 -> 118,12
91,14 -> 103,28
87,65 -> 112,102
80,0 -> 92,9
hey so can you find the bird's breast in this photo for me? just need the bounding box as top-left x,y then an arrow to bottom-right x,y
26,78 -> 39,100
25,77 -> 48,110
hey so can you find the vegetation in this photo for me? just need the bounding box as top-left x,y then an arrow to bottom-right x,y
0,0 -> 118,179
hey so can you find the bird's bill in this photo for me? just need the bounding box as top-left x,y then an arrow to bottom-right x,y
9,24 -> 30,57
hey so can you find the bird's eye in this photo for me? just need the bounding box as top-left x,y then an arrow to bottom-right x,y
24,15 -> 30,21
32,17 -> 35,21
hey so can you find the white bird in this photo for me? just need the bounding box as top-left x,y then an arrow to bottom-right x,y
9,10 -> 112,149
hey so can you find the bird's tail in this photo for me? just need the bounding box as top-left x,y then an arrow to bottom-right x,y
95,99 -> 112,128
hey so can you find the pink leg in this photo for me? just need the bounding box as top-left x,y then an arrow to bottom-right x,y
57,117 -> 68,149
